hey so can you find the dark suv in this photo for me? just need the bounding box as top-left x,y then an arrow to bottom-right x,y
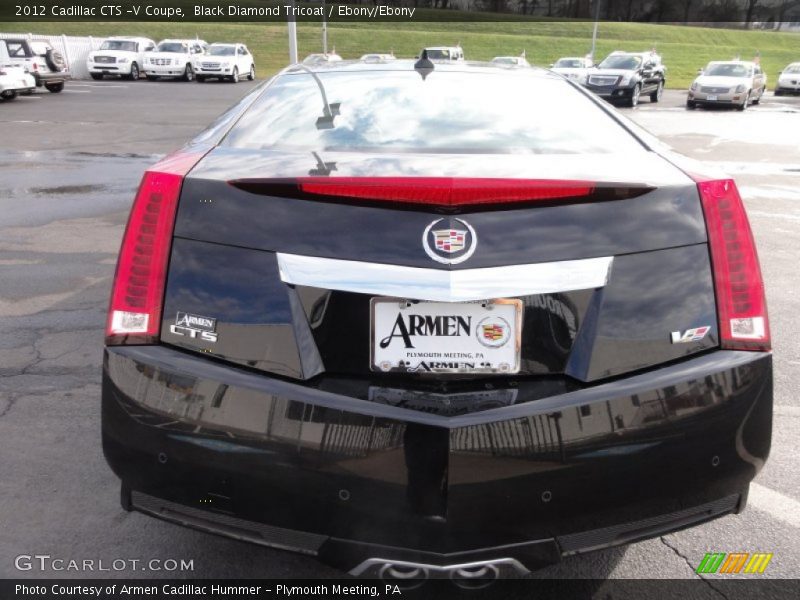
585,51 -> 666,107
4,38 -> 70,93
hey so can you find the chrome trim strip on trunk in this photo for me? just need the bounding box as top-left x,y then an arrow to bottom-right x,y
277,253 -> 613,302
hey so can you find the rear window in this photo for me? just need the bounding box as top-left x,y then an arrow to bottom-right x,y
598,55 -> 642,70
706,63 -> 751,77
222,69 -> 643,155
157,42 -> 187,53
100,40 -> 137,52
209,46 -> 236,56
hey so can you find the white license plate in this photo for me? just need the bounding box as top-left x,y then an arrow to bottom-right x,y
707,94 -> 718,101
371,298 -> 522,374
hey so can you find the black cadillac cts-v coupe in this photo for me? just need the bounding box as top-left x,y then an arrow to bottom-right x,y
102,59 -> 772,579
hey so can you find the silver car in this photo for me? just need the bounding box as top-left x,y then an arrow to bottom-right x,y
775,62 -> 800,96
687,60 -> 766,110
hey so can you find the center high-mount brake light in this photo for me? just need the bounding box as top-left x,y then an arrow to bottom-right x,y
298,177 -> 595,206
696,178 -> 770,351
105,150 -> 207,345
228,177 -> 633,209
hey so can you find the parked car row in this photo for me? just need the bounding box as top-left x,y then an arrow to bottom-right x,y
86,37 -> 255,83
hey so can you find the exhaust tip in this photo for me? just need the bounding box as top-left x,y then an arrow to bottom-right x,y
350,557 -> 528,582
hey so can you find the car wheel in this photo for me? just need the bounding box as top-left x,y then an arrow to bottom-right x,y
196,75 -> 206,83
90,72 -> 104,80
737,91 -> 750,111
44,82 -> 64,93
125,62 -> 139,81
774,89 -> 783,96
248,64 -> 255,80
230,67 -> 239,83
0,90 -> 18,101
650,79 -> 664,102
627,84 -> 641,108
686,99 -> 696,110
182,64 -> 194,82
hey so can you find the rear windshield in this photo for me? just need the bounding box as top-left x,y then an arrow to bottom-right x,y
598,55 -> 642,70
100,41 -> 137,52
222,70 -> 643,154
426,49 -> 455,60
157,42 -> 187,53
209,46 -> 235,56
706,63 -> 751,77
554,59 -> 583,68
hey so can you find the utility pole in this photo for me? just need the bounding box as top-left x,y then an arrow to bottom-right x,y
590,0 -> 602,62
287,0 -> 298,64
322,0 -> 328,54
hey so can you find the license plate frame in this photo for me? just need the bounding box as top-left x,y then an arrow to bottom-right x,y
370,298 -> 523,375
707,94 -> 718,101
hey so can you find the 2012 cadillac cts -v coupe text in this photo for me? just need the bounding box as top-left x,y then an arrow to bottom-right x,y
102,60 -> 772,579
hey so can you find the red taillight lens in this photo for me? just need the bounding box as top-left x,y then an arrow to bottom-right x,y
697,179 -> 770,351
296,177 -> 595,207
105,150 -> 205,345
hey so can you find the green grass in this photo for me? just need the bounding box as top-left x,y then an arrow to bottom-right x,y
2,16 -> 798,87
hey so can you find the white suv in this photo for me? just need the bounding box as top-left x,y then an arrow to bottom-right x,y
144,39 -> 207,82
87,37 -> 155,80
194,43 -> 255,83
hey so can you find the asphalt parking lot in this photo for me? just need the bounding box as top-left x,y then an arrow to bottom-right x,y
1,81 -> 799,588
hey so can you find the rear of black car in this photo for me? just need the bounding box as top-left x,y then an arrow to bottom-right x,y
102,63 -> 772,577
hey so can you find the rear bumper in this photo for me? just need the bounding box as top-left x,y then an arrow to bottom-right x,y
144,65 -> 186,77
585,84 -> 635,100
102,346 -> 772,574
88,63 -> 130,74
195,67 -> 233,76
688,92 -> 744,105
33,72 -> 69,85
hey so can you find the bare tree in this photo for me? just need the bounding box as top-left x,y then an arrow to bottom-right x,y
744,0 -> 759,28
775,0 -> 800,29
677,0 -> 695,22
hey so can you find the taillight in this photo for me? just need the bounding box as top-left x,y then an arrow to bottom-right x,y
105,150 -> 206,345
697,179 -> 770,351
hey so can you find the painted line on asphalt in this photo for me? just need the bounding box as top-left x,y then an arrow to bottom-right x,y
774,405 -> 800,417
70,84 -> 129,88
748,210 -> 800,221
749,483 -> 800,529
63,90 -> 91,94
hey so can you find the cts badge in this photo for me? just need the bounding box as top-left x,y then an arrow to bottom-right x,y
170,312 -> 218,342
422,218 -> 477,265
671,326 -> 711,344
